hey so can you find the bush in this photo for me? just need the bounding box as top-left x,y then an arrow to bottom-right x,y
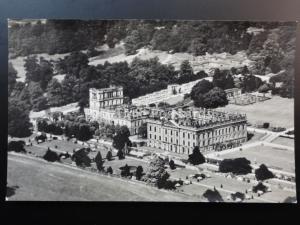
231,192 -> 245,201
43,148 -> 60,162
263,123 -> 270,129
219,157 -> 252,175
169,159 -> 176,170
203,189 -> 223,202
106,166 -> 113,174
120,164 -> 131,177
8,141 -> 26,153
252,182 -> 268,193
255,164 -> 274,181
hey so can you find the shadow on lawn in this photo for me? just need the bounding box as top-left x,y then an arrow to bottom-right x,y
6,185 -> 19,198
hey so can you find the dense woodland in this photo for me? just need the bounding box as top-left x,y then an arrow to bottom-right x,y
8,20 -> 297,137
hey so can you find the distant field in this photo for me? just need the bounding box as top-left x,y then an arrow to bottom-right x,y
218,96 -> 294,128
7,153 -> 200,201
89,45 -> 252,74
9,53 -> 69,82
220,145 -> 295,173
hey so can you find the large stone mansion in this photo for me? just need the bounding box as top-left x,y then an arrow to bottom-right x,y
85,86 -> 248,155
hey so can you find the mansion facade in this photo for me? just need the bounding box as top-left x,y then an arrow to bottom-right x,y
85,86 -> 248,155
147,108 -> 247,155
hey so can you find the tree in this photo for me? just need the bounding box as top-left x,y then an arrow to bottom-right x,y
255,164 -> 274,181
120,164 -> 131,177
212,69 -> 235,90
190,79 -> 214,107
71,148 -> 91,167
47,78 -> 65,107
77,124 -> 92,141
191,79 -> 214,100
106,150 -> 113,161
124,30 -> 143,55
8,100 -> 32,137
188,146 -> 205,165
252,182 -> 268,193
106,166 -> 113,174
202,87 -> 228,108
241,74 -> 263,93
8,62 -> 17,96
95,151 -> 103,171
8,141 -> 26,153
169,159 -> 176,170
135,165 -> 144,180
203,189 -> 223,202
138,123 -> 147,139
113,126 -> 131,152
143,155 -> 170,189
43,148 -> 60,162
258,83 -> 270,96
117,149 -> 125,160
219,157 -> 252,175
178,60 -> 194,83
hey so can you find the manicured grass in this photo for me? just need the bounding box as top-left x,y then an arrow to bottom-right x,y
272,137 -> 294,148
218,96 -> 294,128
7,153 -> 200,201
220,145 -> 295,173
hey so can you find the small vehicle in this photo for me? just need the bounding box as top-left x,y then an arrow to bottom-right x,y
184,180 -> 191,185
175,183 -> 181,187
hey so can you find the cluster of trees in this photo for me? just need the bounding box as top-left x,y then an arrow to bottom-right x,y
9,20 -> 256,58
9,20 -> 108,57
8,141 -> 26,153
190,78 -> 228,108
219,157 -> 252,175
142,155 -> 173,189
247,24 -> 296,98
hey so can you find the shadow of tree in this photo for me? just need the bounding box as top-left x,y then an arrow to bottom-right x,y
6,185 -> 19,198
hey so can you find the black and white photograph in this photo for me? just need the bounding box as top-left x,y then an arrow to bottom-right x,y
7,19 -> 297,203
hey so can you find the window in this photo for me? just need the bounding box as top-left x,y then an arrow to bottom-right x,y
171,130 -> 172,135
154,135 -> 156,140
150,134 -> 152,139
176,131 -> 178,136
188,133 -> 190,139
154,127 -> 156,132
183,132 -> 185,138
165,129 -> 167,134
149,125 -> 152,131
193,134 -> 195,140
165,137 -> 167,142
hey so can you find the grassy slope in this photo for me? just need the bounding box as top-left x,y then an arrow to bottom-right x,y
7,153 -> 202,201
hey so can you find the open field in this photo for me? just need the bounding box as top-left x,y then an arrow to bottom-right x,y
168,167 -> 295,203
9,53 -> 70,82
220,145 -> 295,173
89,45 -> 252,74
218,96 -> 294,128
7,153 -> 201,201
272,137 -> 294,148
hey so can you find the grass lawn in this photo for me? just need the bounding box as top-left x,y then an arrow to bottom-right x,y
7,153 -> 200,201
272,137 -> 294,148
220,145 -> 295,173
218,96 -> 294,128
